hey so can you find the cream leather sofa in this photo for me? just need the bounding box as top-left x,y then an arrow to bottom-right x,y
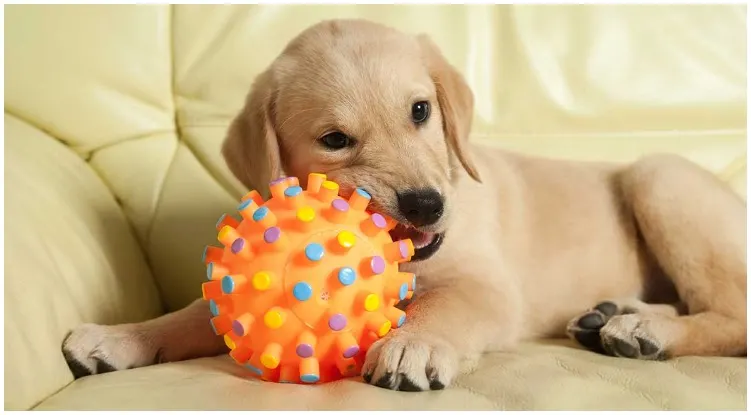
5,4 -> 746,410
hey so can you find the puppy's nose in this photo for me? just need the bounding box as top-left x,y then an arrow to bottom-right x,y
397,189 -> 444,227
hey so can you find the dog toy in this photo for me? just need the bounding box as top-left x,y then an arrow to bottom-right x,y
201,173 -> 416,384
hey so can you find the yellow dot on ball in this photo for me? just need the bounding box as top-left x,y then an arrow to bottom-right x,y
322,180 -> 339,191
224,335 -> 236,350
337,231 -> 356,249
264,310 -> 284,329
297,206 -> 316,222
377,321 -> 392,337
260,354 -> 279,369
252,272 -> 272,290
363,294 -> 380,311
218,225 -> 233,240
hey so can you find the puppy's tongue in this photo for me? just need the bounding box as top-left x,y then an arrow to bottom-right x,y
389,223 -> 435,249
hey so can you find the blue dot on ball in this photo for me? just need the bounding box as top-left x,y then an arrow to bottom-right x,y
304,243 -> 324,261
293,282 -> 313,301
284,186 -> 303,197
253,206 -> 269,221
338,267 -> 356,286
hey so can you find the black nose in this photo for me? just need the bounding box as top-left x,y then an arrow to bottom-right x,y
397,189 -> 444,227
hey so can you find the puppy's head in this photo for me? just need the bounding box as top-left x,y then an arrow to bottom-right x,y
223,19 -> 480,261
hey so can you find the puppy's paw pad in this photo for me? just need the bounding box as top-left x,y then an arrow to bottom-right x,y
362,334 -> 458,392
600,314 -> 666,360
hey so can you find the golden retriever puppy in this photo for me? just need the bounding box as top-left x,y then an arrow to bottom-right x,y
62,19 -> 746,392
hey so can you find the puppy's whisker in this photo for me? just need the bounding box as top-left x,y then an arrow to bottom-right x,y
277,107 -> 327,132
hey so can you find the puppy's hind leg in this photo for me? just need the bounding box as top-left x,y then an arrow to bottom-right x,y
62,299 -> 226,378
610,154 -> 746,359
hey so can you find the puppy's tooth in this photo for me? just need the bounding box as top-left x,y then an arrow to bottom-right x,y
306,172 -> 327,193
348,187 -> 372,211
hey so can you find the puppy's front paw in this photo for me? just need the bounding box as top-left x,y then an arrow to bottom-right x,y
361,333 -> 458,392
62,323 -> 155,379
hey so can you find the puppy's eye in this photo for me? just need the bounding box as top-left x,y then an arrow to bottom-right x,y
320,132 -> 352,150
411,101 -> 431,124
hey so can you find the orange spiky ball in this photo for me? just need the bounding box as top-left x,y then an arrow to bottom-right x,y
201,173 -> 416,384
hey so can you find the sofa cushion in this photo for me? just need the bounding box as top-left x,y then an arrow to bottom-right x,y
34,341 -> 745,410
3,115 -> 163,410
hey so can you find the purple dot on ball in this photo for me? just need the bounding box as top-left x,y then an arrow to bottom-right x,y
328,314 -> 347,331
232,320 -> 244,336
370,256 -> 385,275
371,213 -> 387,229
269,177 -> 287,186
264,227 -> 281,243
331,199 -> 350,212
343,345 -> 360,358
398,241 -> 409,258
231,238 -> 245,254
296,343 -> 314,358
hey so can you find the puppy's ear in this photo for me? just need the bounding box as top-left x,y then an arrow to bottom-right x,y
417,34 -> 481,183
222,69 -> 283,194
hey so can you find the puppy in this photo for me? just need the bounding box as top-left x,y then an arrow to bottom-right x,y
62,19 -> 746,392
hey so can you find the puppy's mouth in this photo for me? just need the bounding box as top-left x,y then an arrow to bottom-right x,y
388,223 -> 444,262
